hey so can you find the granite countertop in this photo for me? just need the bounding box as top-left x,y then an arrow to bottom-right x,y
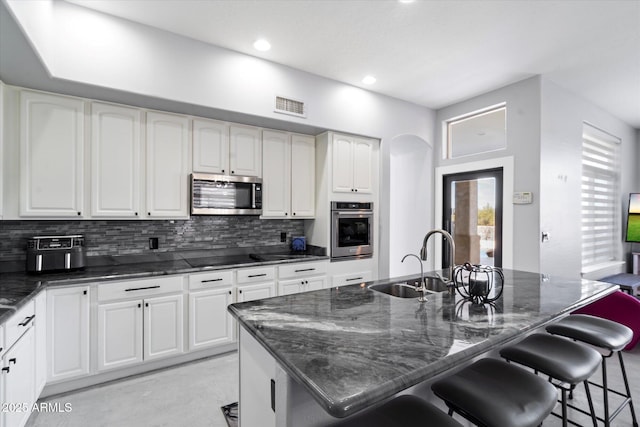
0,247 -> 328,324
228,269 -> 618,418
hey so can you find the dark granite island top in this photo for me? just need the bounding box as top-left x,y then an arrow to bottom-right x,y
228,269 -> 618,425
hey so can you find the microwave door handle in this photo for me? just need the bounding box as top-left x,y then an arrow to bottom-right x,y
252,183 -> 256,208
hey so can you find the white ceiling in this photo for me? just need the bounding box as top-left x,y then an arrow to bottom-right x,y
66,0 -> 640,128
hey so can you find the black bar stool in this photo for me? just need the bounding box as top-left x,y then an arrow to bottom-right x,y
431,358 -> 557,427
332,394 -> 463,427
546,313 -> 639,427
500,333 -> 601,427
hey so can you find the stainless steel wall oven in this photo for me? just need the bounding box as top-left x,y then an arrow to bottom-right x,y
331,201 -> 373,259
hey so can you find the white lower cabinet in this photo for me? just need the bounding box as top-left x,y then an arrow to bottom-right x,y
278,277 -> 326,296
237,266 -> 276,302
1,327 -> 35,427
47,286 -> 90,382
332,270 -> 373,287
97,294 -> 183,371
189,288 -> 234,351
278,261 -> 329,296
237,282 -> 276,302
34,291 -> 47,396
97,300 -> 143,371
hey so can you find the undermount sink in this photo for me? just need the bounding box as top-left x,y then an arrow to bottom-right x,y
369,277 -> 452,298
368,282 -> 422,298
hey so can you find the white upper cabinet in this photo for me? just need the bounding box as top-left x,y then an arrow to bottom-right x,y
91,102 -> 142,218
332,134 -> 373,194
19,90 -> 85,217
262,130 -> 291,217
262,131 -> 315,218
290,134 -> 315,217
229,125 -> 262,177
145,111 -> 190,218
192,118 -> 229,174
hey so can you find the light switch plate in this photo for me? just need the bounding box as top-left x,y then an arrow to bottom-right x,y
513,191 -> 533,204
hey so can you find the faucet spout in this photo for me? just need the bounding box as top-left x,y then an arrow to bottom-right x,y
420,229 -> 456,283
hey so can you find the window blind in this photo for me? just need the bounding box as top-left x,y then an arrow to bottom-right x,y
581,123 -> 621,269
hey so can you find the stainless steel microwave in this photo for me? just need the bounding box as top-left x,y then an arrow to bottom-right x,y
191,173 -> 262,215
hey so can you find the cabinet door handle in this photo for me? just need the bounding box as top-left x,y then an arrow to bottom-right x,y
248,273 -> 267,278
1,367 -> 9,374
228,291 -> 232,295
125,285 -> 161,292
145,302 -> 149,307
239,290 -> 243,293
77,211 -> 81,216
83,290 -> 87,295
295,268 -> 315,273
201,278 -> 223,283
138,303 -> 141,308
18,315 -> 35,327
346,277 -> 364,282
9,358 -> 16,365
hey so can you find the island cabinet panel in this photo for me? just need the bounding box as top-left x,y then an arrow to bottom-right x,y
90,102 -> 142,218
47,286 -> 90,382
229,125 -> 262,177
1,326 -> 35,427
188,287 -> 234,351
239,328 -> 276,427
19,90 -> 85,217
278,276 -> 326,296
145,111 -> 190,219
192,118 -> 229,174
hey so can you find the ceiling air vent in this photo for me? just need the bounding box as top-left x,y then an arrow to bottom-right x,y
275,96 -> 306,118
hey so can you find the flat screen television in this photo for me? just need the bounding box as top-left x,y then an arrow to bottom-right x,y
626,193 -> 640,242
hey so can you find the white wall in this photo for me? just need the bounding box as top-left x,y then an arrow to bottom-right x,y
540,77 -> 639,278
435,77 -> 542,272
386,134 -> 433,278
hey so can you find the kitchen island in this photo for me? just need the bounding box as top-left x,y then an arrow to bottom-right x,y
228,269 -> 618,427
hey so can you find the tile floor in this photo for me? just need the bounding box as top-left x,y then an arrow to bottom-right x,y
26,345 -> 640,427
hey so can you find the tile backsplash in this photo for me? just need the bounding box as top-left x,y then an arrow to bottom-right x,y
0,217 -> 305,261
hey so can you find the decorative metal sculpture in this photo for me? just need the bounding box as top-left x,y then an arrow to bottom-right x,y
453,262 -> 504,303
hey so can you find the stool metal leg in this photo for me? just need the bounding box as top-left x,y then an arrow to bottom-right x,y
618,351 -> 639,427
583,380 -> 598,427
602,359 -> 610,427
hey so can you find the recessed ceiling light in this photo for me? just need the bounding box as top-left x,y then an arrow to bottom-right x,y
362,75 -> 377,85
398,0 -> 415,3
253,39 -> 271,52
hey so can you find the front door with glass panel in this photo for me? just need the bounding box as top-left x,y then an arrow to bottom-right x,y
443,168 -> 503,268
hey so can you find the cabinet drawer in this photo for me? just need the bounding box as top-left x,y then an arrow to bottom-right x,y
98,275 -> 185,302
237,266 -> 275,284
189,270 -> 234,290
279,261 -> 328,279
5,299 -> 36,350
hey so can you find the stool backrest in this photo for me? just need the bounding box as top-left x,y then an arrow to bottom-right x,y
572,290 -> 640,350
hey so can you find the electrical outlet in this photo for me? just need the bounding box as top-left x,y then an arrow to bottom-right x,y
149,237 -> 159,250
280,232 -> 287,243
